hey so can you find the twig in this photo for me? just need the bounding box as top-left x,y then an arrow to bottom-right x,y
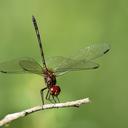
0,98 -> 90,127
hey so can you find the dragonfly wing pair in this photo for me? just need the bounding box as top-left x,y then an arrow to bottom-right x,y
0,43 -> 110,76
47,43 -> 110,76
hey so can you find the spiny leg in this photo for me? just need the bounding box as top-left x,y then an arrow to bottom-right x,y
56,96 -> 60,103
47,91 -> 54,103
46,90 -> 53,103
46,91 -> 60,103
45,89 -> 50,100
52,95 -> 57,103
40,87 -> 47,105
45,90 -> 55,103
45,89 -> 58,103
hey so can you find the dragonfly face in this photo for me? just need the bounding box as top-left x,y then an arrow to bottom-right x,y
50,85 -> 61,96
0,16 -> 110,105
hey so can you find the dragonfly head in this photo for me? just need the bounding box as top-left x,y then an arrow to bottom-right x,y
50,85 -> 61,96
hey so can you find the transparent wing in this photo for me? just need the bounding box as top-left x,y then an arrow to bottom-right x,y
46,43 -> 110,76
55,60 -> 99,76
0,57 -> 43,75
46,56 -> 99,76
73,43 -> 110,61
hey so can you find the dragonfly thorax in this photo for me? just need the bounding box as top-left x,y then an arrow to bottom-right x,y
44,69 -> 56,86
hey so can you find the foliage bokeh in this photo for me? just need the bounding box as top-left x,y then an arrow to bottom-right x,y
0,0 -> 127,128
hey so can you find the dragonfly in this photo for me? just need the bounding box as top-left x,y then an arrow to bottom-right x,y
0,16 -> 110,104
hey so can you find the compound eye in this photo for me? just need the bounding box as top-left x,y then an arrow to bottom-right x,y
50,85 -> 61,96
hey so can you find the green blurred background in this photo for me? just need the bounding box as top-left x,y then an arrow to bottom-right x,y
0,0 -> 128,128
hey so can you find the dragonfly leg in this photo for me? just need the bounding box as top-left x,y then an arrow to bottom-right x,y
47,91 -> 54,103
40,87 -> 47,105
45,90 -> 55,103
56,96 -> 60,103
45,89 -> 50,100
52,95 -> 57,103
45,89 -> 57,103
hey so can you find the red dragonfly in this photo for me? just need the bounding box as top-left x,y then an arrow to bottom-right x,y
0,16 -> 110,104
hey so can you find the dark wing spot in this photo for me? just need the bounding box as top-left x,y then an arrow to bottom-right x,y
104,48 -> 110,54
93,65 -> 99,69
21,67 -> 28,71
0,71 -> 7,73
